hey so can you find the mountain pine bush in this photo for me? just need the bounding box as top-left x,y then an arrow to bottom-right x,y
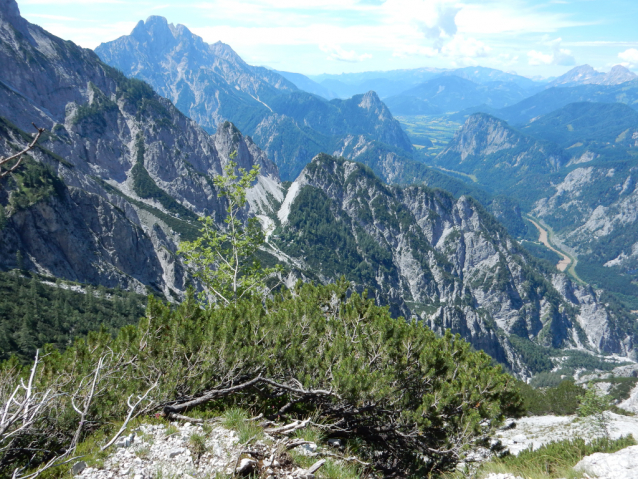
0,280 -> 523,477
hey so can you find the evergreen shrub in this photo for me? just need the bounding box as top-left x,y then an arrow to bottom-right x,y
1,281 -> 523,476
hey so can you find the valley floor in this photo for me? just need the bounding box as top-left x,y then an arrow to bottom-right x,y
526,217 -> 583,283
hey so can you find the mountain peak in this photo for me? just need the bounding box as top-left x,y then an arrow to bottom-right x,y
551,65 -> 601,86
549,64 -> 636,87
602,64 -> 637,85
0,0 -> 20,21
358,90 -> 383,110
131,15 -> 174,41
0,0 -> 36,45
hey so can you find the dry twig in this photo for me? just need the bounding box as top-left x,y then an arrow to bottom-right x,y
0,124 -> 45,180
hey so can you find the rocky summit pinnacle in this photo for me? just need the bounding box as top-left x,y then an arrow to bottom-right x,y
602,64 -> 637,85
0,0 -> 21,22
0,0 -> 33,42
96,21 -> 413,180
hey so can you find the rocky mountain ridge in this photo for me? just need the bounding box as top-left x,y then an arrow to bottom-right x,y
384,76 -> 537,116
95,17 -> 412,180
0,0 -> 280,299
266,154 -> 636,377
424,104 -> 638,313
548,64 -> 637,87
434,113 -> 567,189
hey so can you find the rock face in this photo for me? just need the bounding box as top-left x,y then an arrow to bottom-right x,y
435,113 -> 567,186
532,165 -> 638,270
95,16 -> 297,134
494,413 -> 638,456
0,0 -> 279,298
95,17 -> 412,180
575,445 -> 638,479
548,64 -> 637,87
268,155 -> 635,375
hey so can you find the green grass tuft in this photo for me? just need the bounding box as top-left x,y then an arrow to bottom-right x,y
477,435 -> 636,479
220,408 -> 263,444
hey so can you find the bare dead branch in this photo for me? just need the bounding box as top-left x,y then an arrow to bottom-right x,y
69,355 -> 107,453
166,413 -> 203,423
101,381 -> 158,452
264,418 -> 311,436
0,124 -> 45,180
162,375 -> 263,414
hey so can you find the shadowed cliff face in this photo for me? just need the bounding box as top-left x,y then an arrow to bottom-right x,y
0,0 -> 280,299
95,17 -> 413,180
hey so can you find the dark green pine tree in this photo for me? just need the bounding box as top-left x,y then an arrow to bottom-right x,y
16,313 -> 37,357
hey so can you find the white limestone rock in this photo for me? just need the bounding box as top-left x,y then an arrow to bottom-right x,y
575,445 -> 638,479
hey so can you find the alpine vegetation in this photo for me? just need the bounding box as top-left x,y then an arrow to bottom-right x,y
0,282 -> 523,478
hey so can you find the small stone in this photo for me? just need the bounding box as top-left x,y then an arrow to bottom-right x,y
133,474 -> 143,479
327,438 -> 341,448
236,458 -> 257,475
295,442 -> 317,456
512,434 -> 527,443
72,461 -> 87,475
169,448 -> 184,458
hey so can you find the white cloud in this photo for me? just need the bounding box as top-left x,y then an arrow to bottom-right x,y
528,38 -> 575,66
619,48 -> 638,67
29,21 -> 137,49
528,50 -> 553,65
457,4 -> 585,35
392,44 -> 438,58
441,35 -> 490,58
320,45 -> 372,63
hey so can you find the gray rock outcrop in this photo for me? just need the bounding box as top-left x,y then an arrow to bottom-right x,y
0,0 -> 280,298
270,155 -> 635,375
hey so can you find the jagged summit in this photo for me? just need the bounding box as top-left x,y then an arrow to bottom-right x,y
551,65 -> 599,85
602,64 -> 637,85
123,15 -> 244,65
549,64 -> 637,87
0,0 -> 21,23
0,0 -> 35,45
96,21 -> 412,180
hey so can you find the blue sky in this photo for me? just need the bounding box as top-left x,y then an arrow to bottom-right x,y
17,0 -> 638,78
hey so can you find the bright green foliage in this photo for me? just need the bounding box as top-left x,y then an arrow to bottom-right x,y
188,433 -> 207,464
220,408 -> 263,443
178,158 -> 280,306
577,382 -> 612,437
6,160 -> 65,211
1,281 -> 523,476
517,379 -> 585,416
478,435 -> 636,479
